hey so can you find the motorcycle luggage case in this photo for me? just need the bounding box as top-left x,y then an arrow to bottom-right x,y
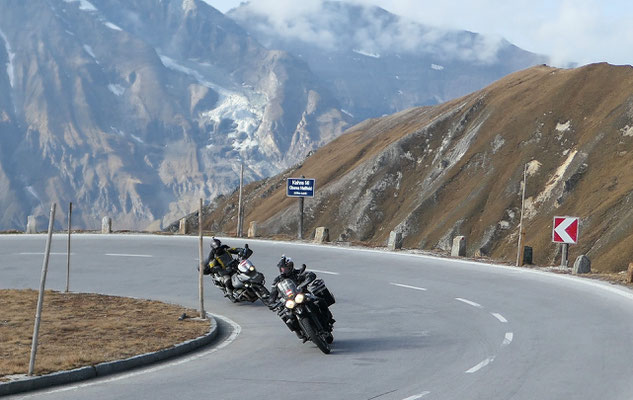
308,278 -> 335,306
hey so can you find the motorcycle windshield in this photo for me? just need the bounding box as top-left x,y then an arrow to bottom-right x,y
277,279 -> 298,300
238,259 -> 254,273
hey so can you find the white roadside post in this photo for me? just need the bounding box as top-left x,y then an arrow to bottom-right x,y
198,198 -> 205,319
516,164 -> 527,266
236,161 -> 244,238
28,203 -> 56,376
65,202 -> 72,293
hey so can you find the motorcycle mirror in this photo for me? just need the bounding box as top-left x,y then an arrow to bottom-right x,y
300,264 -> 307,273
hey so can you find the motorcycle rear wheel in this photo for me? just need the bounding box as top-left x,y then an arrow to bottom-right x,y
299,317 -> 330,354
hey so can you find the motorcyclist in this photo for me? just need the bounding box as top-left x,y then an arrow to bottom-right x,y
268,255 -> 316,303
269,256 -> 334,327
203,237 -> 250,300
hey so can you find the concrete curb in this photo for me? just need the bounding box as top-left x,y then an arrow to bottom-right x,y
0,314 -> 218,396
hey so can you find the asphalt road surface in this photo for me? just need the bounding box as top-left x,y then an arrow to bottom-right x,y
3,234 -> 633,400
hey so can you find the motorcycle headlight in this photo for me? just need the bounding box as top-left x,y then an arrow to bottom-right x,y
249,266 -> 255,271
285,299 -> 296,309
295,293 -> 305,304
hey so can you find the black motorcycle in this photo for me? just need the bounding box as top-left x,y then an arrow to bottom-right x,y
274,276 -> 335,354
210,244 -> 270,303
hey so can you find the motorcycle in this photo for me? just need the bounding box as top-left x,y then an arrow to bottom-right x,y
210,244 -> 270,304
273,275 -> 335,354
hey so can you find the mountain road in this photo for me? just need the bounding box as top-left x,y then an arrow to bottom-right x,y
3,234 -> 633,400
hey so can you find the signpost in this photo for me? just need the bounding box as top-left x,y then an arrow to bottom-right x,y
552,216 -> 579,267
287,177 -> 316,239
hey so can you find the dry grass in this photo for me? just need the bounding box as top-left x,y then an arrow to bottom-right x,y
0,289 -> 210,378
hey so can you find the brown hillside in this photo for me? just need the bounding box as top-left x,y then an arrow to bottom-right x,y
199,63 -> 633,273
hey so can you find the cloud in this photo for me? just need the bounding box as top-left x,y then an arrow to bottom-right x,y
356,0 -> 633,67
232,0 -> 506,64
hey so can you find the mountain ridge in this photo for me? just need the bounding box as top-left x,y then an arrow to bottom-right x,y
196,62 -> 633,273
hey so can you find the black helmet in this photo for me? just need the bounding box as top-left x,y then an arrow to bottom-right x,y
210,238 -> 221,250
277,255 -> 294,276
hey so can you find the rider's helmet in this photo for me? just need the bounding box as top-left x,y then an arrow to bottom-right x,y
277,255 -> 294,277
210,237 -> 221,250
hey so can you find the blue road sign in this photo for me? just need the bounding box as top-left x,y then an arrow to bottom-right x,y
287,178 -> 316,197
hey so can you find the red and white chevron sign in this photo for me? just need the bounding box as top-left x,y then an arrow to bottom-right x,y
552,216 -> 579,244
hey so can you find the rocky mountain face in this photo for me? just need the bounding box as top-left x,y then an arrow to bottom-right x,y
228,1 -> 548,123
0,0 -> 347,230
200,63 -> 633,273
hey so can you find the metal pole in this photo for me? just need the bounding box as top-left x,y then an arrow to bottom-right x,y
198,199 -> 205,319
561,243 -> 569,268
29,203 -> 56,376
515,164 -> 528,266
298,197 -> 304,240
65,202 -> 72,293
236,162 -> 243,237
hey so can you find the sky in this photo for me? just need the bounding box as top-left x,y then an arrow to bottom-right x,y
205,0 -> 633,67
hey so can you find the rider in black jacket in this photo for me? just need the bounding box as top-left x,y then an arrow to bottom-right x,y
203,238 -> 248,300
269,256 -> 334,326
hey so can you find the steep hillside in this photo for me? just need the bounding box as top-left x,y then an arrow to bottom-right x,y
0,0 -> 346,230
197,63 -> 633,273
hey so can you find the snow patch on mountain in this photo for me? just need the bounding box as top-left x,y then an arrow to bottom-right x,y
108,84 -> 125,96
82,44 -> 97,61
104,22 -> 122,31
0,29 -> 15,87
159,54 -> 266,151
63,0 -> 98,12
26,186 -> 40,201
353,49 -> 380,58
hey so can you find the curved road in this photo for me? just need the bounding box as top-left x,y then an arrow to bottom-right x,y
3,234 -> 633,400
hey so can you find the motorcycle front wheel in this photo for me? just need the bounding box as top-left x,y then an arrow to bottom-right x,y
299,317 -> 330,354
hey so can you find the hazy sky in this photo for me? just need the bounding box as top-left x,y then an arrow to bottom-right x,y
205,0 -> 633,67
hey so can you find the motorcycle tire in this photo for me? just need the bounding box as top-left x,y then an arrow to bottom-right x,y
299,317 -> 330,354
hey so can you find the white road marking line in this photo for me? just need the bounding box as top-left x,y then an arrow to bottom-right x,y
502,332 -> 514,346
455,298 -> 482,308
308,269 -> 340,275
491,313 -> 508,323
21,314 -> 241,398
104,253 -> 153,258
465,356 -> 495,374
390,282 -> 427,291
402,391 -> 431,400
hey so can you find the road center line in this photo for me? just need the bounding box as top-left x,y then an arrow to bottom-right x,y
105,253 -> 153,258
491,312 -> 508,323
455,298 -> 482,308
465,356 -> 494,374
390,282 -> 427,291
402,391 -> 431,400
308,269 -> 339,275
502,332 -> 514,346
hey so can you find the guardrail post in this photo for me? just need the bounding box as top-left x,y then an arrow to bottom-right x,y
179,218 -> 188,234
451,236 -> 466,257
388,231 -> 403,250
101,217 -> 112,234
247,221 -> 257,238
26,215 -> 37,234
314,227 -> 329,243
572,255 -> 591,274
